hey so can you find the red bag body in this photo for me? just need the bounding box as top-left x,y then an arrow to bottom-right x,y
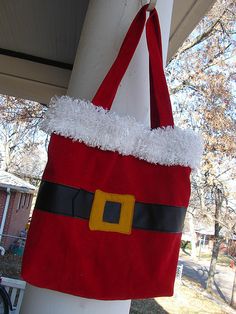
22,5 -> 202,300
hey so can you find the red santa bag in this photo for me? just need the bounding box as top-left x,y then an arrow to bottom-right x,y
22,5 -> 202,300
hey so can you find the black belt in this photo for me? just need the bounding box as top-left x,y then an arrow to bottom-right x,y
35,181 -> 186,233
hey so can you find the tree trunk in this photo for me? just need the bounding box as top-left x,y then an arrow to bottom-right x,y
206,237 -> 221,293
189,214 -> 197,259
206,188 -> 223,293
231,266 -> 236,309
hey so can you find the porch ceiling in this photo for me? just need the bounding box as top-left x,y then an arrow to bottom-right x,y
0,0 -> 216,103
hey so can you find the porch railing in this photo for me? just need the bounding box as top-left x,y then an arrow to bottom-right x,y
1,277 -> 26,314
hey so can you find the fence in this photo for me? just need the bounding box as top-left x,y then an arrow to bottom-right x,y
1,277 -> 26,314
176,264 -> 184,281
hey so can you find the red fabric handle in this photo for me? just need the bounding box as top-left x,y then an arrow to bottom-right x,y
146,10 -> 174,127
92,5 -> 174,128
92,5 -> 147,109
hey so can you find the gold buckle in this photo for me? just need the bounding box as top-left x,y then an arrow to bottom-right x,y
89,190 -> 135,235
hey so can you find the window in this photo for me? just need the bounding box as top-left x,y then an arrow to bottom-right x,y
26,194 -> 31,209
16,193 -> 31,211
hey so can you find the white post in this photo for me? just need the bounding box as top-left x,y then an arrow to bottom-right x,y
68,0 -> 173,124
20,284 -> 131,314
20,1 -> 173,313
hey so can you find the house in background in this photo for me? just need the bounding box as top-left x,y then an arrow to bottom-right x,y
182,220 -> 236,258
0,170 -> 35,250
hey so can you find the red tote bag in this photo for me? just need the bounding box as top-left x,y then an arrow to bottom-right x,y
22,5 -> 202,300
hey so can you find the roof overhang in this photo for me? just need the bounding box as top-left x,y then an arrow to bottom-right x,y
0,171 -> 36,193
0,0 -> 216,104
0,183 -> 35,194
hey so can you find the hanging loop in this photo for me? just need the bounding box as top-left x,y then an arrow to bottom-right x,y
141,0 -> 157,11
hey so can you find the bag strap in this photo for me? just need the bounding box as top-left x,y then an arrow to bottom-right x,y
92,5 -> 174,128
92,5 -> 147,110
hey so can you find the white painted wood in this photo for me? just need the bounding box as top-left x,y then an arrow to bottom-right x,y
0,72 -> 67,104
0,0 -> 216,66
155,0 -> 174,65
0,0 -> 88,65
20,284 -> 131,314
2,277 -> 26,290
16,290 -> 25,313
0,55 -> 70,103
168,0 -> 216,61
0,55 -> 71,87
1,277 -> 26,314
67,0 -> 149,123
0,1 -> 216,101
68,0 -> 173,125
10,288 -> 17,307
21,1 -> 174,313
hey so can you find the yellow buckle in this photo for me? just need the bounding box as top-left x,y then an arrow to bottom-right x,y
89,190 -> 135,235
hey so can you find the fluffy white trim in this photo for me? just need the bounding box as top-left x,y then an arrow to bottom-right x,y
41,96 -> 203,169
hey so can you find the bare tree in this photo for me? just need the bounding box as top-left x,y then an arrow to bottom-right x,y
231,267 -> 236,309
167,0 -> 236,295
0,95 -> 47,185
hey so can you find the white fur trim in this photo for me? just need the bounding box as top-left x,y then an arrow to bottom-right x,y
40,96 -> 203,169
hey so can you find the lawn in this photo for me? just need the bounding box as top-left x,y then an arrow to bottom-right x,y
1,253 -> 235,314
130,279 -> 235,314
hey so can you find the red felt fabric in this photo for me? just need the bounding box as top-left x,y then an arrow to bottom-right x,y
22,210 -> 181,300
22,5 -> 191,299
43,134 -> 191,207
146,10 -> 174,128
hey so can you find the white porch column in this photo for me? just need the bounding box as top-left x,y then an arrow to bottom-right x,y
20,1 -> 173,313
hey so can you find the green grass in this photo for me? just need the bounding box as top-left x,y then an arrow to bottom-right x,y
198,252 -> 232,266
181,249 -> 233,267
